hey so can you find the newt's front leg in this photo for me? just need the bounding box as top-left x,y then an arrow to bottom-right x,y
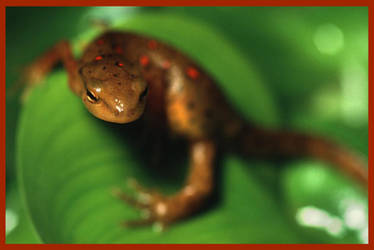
23,40 -> 82,97
116,139 -> 216,228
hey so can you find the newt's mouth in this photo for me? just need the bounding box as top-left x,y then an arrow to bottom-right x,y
139,86 -> 149,102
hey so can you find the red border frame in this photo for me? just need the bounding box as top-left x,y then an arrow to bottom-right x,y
2,0 -> 372,248
0,0 -> 373,7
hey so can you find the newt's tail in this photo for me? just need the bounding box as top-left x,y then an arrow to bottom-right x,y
233,125 -> 368,189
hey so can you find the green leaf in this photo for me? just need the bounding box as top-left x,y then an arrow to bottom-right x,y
16,13 -> 307,243
17,11 -> 367,244
5,182 -> 42,244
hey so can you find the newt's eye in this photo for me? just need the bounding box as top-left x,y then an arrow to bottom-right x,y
86,89 -> 99,103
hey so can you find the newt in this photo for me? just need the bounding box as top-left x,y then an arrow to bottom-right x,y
23,30 -> 368,229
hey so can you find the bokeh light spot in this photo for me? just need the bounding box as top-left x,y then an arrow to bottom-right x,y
6,209 -> 19,235
340,59 -> 368,126
314,23 -> 344,55
359,226 -> 368,244
296,206 -> 344,236
343,202 -> 366,230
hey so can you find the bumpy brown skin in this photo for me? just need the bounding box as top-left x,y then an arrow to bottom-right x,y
25,31 -> 368,228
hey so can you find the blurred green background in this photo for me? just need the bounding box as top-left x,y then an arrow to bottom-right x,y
6,7 -> 368,244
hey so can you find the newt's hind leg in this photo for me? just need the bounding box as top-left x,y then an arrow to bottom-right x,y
114,139 -> 216,229
22,40 -> 83,99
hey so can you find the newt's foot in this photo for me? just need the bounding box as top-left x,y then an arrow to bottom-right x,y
23,64 -> 46,86
113,179 -> 176,230
18,62 -> 49,102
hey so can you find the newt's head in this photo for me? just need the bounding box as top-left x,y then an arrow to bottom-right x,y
79,55 -> 148,123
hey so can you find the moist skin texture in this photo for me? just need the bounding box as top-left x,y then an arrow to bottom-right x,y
25,31 -> 368,228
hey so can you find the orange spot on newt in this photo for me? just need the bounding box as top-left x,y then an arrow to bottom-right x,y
187,67 -> 199,79
140,55 -> 150,66
116,62 -> 124,67
95,56 -> 103,61
115,46 -> 123,54
162,60 -> 171,69
148,40 -> 158,50
97,39 -> 104,45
